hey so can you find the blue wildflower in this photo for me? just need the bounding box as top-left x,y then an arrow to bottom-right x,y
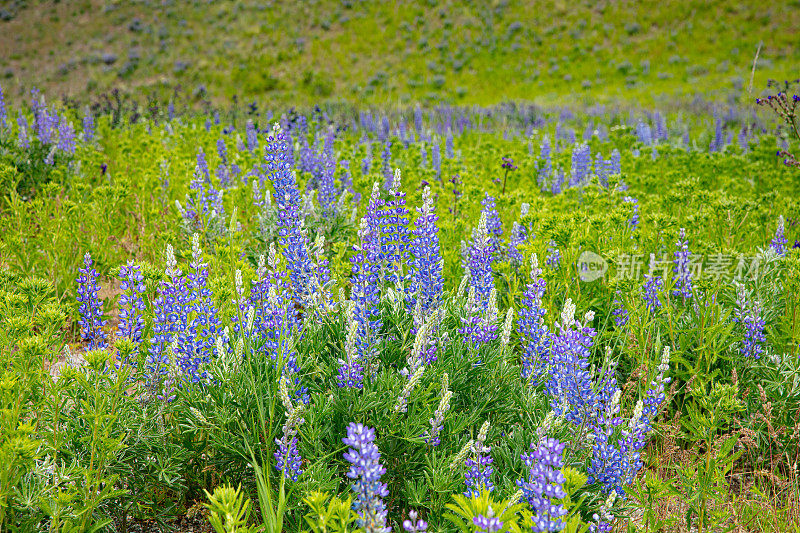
517,437 -> 568,533
76,253 -> 107,351
672,228 -> 693,299
343,423 -> 390,533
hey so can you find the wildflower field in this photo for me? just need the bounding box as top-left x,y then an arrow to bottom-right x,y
2,2 -> 800,533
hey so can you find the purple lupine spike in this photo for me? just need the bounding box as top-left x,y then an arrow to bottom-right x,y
82,108 -> 94,142
117,261 -> 146,347
771,215 -> 787,256
733,285 -> 766,359
76,253 -> 107,351
362,141 -> 373,175
0,83 -> 6,130
546,300 -> 597,426
465,212 -> 496,307
464,422 -> 494,497
517,437 -> 568,533
318,151 -> 338,218
56,115 -> 76,154
380,169 -> 411,284
622,196 -> 639,231
570,143 -> 591,187
672,228 -> 693,299
343,423 -> 390,533
546,241 -> 560,270
518,255 -> 551,386
611,292 -> 629,328
537,136 -> 552,189
431,139 -> 441,178
473,514 -> 503,533
403,510 -> 428,533
635,121 -> 652,146
480,194 -> 503,259
381,141 -> 393,189
17,115 -> 30,148
642,254 -> 662,314
246,119 -> 258,152
265,124 -> 317,308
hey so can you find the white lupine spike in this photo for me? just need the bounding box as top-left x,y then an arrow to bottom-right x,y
165,244 -> 177,274
267,284 -> 279,307
391,168 -> 402,191
245,306 -> 255,333
279,377 -> 293,413
561,298 -> 576,327
457,271 -> 470,298
215,337 -> 225,359
393,365 -> 425,413
659,346 -> 671,374
501,308 -> 514,347
520,202 -> 530,217
235,269 -> 244,297
584,310 -> 595,323
451,439 -> 475,468
256,255 -> 266,281
175,199 -> 186,216
264,189 -> 271,206
530,252 -> 539,273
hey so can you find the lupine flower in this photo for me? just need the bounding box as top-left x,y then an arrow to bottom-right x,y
265,124 -> 317,308
546,241 -> 560,270
611,293 -> 629,328
432,139 -> 441,177
351,185 -> 384,364
82,107 -> 94,141
517,437 -> 568,533
480,194 -> 503,255
500,308 -> 514,347
538,136 -> 552,188
473,512 -> 503,533
464,421 -> 494,497
343,423 -> 390,533
589,491 -> 617,533
275,378 -> 305,481
0,83 -> 6,129
393,365 -> 424,413
570,143 -> 591,187
246,119 -> 258,152
17,115 -> 29,148
420,143 -> 427,168
76,253 -> 107,351
56,115 -> 76,154
672,228 -> 693,299
546,300 -> 597,427
465,212 -> 496,308
380,169 -> 411,284
445,129 -> 454,158
318,152 -> 338,218
423,373 -> 452,446
407,186 -> 444,315
508,220 -> 528,264
518,255 -> 551,385
609,149 -> 621,176
117,261 -> 146,346
622,196 -> 638,230
403,510 -> 428,533
362,142 -> 373,174
635,121 -> 652,146
771,215 -> 787,256
381,141 -> 393,188
642,254 -> 662,314
733,285 -> 766,359
337,304 -> 365,389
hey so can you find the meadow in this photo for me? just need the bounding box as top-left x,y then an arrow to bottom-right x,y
2,2 -> 800,533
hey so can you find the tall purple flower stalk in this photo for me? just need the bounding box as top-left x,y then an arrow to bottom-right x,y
76,253 -> 107,351
381,141 -> 393,189
56,116 -> 76,154
538,136 -> 552,188
570,143 -> 591,187
464,422 -> 494,497
265,124 -> 316,307
480,193 -> 503,255
343,423 -> 390,533
407,186 -> 444,315
117,261 -> 146,346
517,437 -> 568,533
518,254 -> 551,386
643,254 -> 662,314
380,169 -> 411,283
465,212 -> 496,308
546,241 -> 560,270
546,300 -> 597,427
733,286 -> 766,359
771,215 -> 787,256
0,83 -> 6,130
672,228 -> 693,299
82,108 -> 94,142
622,196 -> 639,231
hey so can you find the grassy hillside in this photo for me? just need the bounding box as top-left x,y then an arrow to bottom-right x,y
1,0 -> 798,107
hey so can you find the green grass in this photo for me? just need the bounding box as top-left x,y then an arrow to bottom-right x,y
1,0 -> 799,108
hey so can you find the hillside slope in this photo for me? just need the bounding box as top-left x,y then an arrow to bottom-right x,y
1,0 -> 798,107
